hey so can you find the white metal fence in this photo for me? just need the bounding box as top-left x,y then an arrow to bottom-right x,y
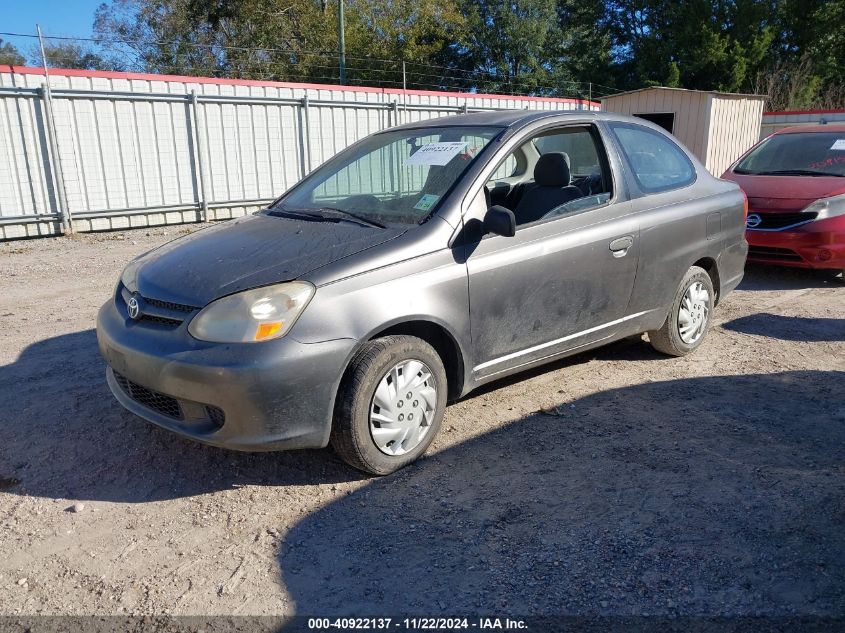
760,110 -> 845,139
0,67 -> 597,240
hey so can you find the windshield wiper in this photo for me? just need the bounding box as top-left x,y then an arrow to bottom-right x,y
267,206 -> 386,229
313,207 -> 387,229
754,169 -> 844,177
265,208 -> 337,222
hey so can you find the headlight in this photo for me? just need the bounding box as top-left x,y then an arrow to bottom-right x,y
188,282 -> 315,343
803,192 -> 845,220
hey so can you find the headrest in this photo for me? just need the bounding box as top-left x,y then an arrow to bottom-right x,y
534,152 -> 571,187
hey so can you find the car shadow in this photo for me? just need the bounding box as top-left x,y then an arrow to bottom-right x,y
738,263 -> 841,291
278,370 -> 845,617
722,313 -> 845,342
0,329 -> 365,503
0,330 -> 664,504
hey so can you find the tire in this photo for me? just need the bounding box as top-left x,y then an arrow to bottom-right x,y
330,335 -> 447,475
648,266 -> 715,357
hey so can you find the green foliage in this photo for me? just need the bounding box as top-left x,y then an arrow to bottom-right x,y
665,62 -> 680,88
0,38 -> 26,66
86,0 -> 845,108
36,43 -> 115,71
452,0 -> 560,93
93,0 -> 467,86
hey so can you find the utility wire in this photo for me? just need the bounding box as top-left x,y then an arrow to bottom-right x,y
3,30 -> 611,100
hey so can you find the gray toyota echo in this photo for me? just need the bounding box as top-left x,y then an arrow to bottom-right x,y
97,111 -> 748,475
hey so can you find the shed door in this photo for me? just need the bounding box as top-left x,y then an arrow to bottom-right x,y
634,112 -> 675,133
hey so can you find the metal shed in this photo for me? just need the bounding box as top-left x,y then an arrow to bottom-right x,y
601,86 -> 766,176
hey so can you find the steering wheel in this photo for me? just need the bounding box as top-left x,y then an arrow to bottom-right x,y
584,173 -> 602,195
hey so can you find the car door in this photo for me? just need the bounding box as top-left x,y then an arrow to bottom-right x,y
603,121 -> 730,322
461,123 -> 640,379
485,145 -> 530,208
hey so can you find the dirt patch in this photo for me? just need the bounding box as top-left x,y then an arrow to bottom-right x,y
1,227 -> 843,617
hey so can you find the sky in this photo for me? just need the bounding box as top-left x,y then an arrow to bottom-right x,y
2,0 -> 104,58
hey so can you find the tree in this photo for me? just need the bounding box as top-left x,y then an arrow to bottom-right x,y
753,0 -> 845,108
88,0 -> 845,106
93,0 -> 467,87
604,0 -> 774,93
34,42 -> 114,71
0,38 -> 25,66
450,0 -> 562,94
552,0 -> 613,95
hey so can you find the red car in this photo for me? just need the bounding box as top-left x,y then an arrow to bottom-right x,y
722,124 -> 845,278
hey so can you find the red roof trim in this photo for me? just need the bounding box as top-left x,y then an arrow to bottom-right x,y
764,109 -> 845,116
0,65 -> 600,107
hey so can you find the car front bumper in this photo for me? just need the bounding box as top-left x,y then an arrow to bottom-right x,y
97,297 -> 356,451
746,216 -> 845,270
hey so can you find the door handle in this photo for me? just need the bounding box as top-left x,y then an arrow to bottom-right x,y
609,235 -> 634,257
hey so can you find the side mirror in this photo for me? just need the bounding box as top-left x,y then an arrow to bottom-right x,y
484,205 -> 516,237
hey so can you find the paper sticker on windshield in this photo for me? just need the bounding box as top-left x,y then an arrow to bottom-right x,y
405,142 -> 467,166
413,194 -> 440,211
831,139 -> 845,150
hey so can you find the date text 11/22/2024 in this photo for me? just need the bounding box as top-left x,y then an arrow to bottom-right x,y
307,617 -> 528,630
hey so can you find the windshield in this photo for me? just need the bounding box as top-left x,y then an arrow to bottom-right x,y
734,132 -> 845,176
269,125 -> 502,225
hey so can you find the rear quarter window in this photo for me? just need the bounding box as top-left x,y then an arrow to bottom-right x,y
609,123 -> 696,193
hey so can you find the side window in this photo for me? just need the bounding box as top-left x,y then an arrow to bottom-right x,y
490,154 -> 522,180
609,123 -> 695,193
534,130 -> 602,177
513,125 -> 613,228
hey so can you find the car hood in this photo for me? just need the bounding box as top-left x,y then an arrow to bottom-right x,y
722,172 -> 845,212
122,214 -> 407,306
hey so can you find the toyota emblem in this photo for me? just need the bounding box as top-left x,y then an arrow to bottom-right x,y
746,214 -> 762,229
127,295 -> 141,320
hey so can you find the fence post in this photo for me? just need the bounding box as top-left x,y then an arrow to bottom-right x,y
392,100 -> 399,128
402,61 -> 408,124
39,84 -> 70,234
37,24 -> 71,234
189,91 -> 210,222
301,95 -> 312,174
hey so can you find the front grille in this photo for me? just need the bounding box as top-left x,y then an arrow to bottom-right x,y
748,246 -> 803,262
144,297 -> 198,313
139,314 -> 183,327
119,285 -> 198,327
205,405 -> 226,427
748,211 -> 817,230
113,371 -> 184,420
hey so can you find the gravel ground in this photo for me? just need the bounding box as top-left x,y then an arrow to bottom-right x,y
0,226 -> 843,618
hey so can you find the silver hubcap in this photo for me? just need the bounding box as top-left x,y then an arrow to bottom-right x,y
369,359 -> 437,456
678,280 -> 710,344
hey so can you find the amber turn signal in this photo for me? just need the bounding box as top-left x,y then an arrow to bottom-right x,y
255,322 -> 283,340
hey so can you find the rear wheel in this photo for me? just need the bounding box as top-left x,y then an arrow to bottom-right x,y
648,266 -> 714,357
331,335 -> 447,475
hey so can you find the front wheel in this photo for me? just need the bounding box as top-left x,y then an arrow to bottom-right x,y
648,266 -> 715,357
331,335 -> 447,475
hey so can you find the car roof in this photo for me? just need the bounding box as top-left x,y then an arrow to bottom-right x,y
389,109 -> 644,132
774,123 -> 845,135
